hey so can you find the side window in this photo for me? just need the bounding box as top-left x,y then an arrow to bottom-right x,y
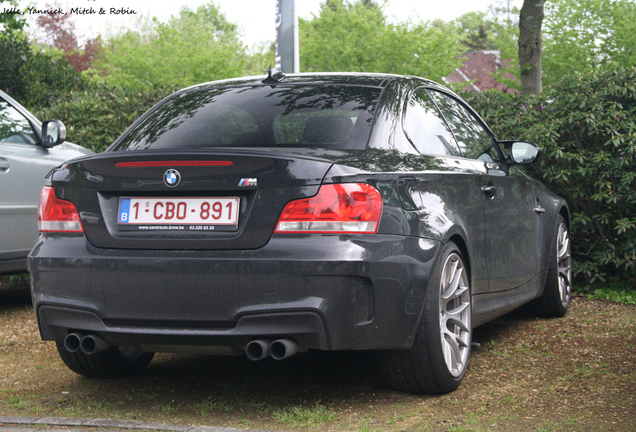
427,90 -> 499,162
0,99 -> 37,145
402,89 -> 460,157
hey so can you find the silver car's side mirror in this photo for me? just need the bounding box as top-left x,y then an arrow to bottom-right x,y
510,141 -> 541,165
41,120 -> 67,148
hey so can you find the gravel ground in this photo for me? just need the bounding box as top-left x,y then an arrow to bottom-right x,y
1,277 -> 635,431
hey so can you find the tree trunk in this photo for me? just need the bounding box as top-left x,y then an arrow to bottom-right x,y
518,0 -> 544,95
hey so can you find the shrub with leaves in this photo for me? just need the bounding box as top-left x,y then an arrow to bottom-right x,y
0,31 -> 86,109
35,84 -> 174,152
464,68 -> 636,282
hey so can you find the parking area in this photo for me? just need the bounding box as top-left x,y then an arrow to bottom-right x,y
1,278 -> 635,431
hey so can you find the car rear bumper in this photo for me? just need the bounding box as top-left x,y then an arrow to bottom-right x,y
28,234 -> 439,352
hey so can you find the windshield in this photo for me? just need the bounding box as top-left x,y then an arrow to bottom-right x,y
110,85 -> 382,152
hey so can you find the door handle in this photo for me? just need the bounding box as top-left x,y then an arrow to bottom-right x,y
534,206 -> 546,213
0,157 -> 9,172
480,185 -> 496,199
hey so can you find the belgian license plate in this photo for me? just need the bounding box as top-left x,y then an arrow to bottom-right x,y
117,197 -> 239,225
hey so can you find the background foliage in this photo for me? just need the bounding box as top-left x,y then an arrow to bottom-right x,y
542,0 -> 636,87
34,85 -> 174,152
87,3 -> 247,88
1,0 -> 635,284
299,0 -> 463,83
464,68 -> 636,281
0,30 -> 86,108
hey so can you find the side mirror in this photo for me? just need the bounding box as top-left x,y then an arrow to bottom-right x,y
41,120 -> 67,148
510,141 -> 541,165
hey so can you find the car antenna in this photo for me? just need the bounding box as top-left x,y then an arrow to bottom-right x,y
262,66 -> 285,85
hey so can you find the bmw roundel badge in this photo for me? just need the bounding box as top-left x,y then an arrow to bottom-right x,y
163,169 -> 181,187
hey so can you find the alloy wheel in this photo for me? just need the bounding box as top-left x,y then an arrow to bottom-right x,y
557,222 -> 572,308
439,252 -> 471,377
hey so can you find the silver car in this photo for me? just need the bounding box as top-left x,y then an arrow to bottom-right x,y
0,90 -> 93,274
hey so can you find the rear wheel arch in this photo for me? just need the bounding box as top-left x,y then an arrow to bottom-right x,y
559,206 -> 571,231
532,211 -> 572,317
377,239 -> 472,394
411,232 -> 471,331
447,234 -> 471,283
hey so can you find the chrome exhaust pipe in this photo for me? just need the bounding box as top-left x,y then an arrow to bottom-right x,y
63,332 -> 85,353
79,334 -> 110,355
270,338 -> 298,360
245,339 -> 272,361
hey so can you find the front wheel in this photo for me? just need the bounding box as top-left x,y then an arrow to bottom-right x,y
377,241 -> 472,394
56,340 -> 154,378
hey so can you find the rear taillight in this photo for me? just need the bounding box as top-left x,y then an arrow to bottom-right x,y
38,186 -> 84,233
274,183 -> 382,234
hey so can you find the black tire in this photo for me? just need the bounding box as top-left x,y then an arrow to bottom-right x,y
532,215 -> 572,317
377,241 -> 472,394
56,340 -> 154,378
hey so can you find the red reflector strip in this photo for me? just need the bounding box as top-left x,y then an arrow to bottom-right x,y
116,160 -> 233,168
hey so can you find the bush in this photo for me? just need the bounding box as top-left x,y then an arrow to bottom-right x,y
35,84 -> 175,152
464,68 -> 636,283
0,31 -> 172,153
0,31 -> 86,109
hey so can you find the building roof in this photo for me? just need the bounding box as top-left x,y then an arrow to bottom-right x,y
446,50 -> 519,94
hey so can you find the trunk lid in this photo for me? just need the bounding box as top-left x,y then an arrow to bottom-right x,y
51,149 -> 340,250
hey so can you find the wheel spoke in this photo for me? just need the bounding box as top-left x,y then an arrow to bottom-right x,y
443,331 -> 461,360
442,260 -> 461,299
442,326 -> 470,373
443,303 -> 470,332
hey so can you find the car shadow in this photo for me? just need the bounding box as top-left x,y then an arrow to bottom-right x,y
0,275 -> 32,308
130,309 -> 540,402
140,349 -> 386,403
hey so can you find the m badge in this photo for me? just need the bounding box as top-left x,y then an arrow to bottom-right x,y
238,178 -> 257,187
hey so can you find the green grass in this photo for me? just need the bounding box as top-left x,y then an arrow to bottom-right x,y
582,288 -> 636,305
272,404 -> 338,428
574,279 -> 636,305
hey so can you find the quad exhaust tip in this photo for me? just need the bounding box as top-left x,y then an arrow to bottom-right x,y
245,338 -> 299,361
63,332 -> 84,353
245,338 -> 272,361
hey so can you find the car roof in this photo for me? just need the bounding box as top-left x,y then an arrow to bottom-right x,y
182,72 -> 441,92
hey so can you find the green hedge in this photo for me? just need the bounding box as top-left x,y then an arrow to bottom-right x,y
35,84 -> 175,153
463,68 -> 636,282
0,31 -> 86,108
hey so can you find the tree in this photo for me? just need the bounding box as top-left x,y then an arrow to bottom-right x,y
542,0 -> 636,86
0,0 -> 26,34
0,29 -> 85,109
454,11 -> 497,52
299,0 -> 463,82
518,0 -> 544,95
244,41 -> 276,76
485,0 -> 636,91
88,2 -> 247,88
33,3 -> 101,73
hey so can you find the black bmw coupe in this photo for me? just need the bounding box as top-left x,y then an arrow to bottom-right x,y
29,72 -> 571,394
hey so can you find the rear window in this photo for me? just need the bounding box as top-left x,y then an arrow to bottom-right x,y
110,85 -> 381,152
